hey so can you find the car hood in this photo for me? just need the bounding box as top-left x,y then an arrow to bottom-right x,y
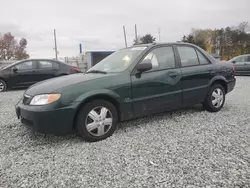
25,73 -> 108,96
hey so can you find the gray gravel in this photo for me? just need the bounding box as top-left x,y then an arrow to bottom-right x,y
1,77 -> 250,188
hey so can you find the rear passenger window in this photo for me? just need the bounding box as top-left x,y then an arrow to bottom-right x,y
53,62 -> 60,68
38,61 -> 53,69
196,50 -> 210,64
177,46 -> 199,67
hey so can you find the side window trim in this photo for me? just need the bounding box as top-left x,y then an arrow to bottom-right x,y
131,45 -> 178,75
195,49 -> 212,65
176,45 -> 211,68
195,49 -> 200,65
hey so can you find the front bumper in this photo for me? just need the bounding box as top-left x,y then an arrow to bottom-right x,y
15,101 -> 77,134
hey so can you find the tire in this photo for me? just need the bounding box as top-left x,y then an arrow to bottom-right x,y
58,74 -> 68,77
202,84 -> 225,112
0,79 -> 7,92
76,100 -> 118,142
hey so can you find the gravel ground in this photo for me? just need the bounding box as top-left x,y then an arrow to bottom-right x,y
0,76 -> 250,188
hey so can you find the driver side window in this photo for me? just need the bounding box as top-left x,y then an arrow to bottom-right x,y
15,61 -> 33,70
140,46 -> 176,71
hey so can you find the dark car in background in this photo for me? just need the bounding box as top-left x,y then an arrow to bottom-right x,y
0,59 -> 81,92
15,43 -> 236,142
228,54 -> 250,75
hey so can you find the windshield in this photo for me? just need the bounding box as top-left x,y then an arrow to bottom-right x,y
1,61 -> 20,70
87,47 -> 147,73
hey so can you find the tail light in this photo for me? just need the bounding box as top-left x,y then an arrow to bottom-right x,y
72,67 -> 79,71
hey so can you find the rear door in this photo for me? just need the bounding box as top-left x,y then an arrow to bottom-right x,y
176,45 -> 213,104
131,45 -> 182,116
36,60 -> 59,81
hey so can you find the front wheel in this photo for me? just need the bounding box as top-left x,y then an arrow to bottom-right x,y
203,84 -> 225,112
76,100 -> 118,142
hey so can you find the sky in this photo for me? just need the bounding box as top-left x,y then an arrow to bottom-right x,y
0,0 -> 250,58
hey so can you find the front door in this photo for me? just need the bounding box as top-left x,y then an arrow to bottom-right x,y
10,60 -> 37,87
175,45 -> 213,104
131,46 -> 182,116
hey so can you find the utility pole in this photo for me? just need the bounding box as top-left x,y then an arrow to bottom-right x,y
123,25 -> 128,47
54,29 -> 58,60
158,27 -> 161,42
135,24 -> 138,44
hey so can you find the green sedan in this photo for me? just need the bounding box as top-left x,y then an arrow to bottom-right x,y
15,43 -> 236,142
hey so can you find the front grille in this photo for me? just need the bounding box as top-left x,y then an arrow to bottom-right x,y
23,94 -> 32,105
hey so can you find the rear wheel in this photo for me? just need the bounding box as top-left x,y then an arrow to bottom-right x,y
0,79 -> 7,92
76,100 -> 118,142
203,84 -> 225,112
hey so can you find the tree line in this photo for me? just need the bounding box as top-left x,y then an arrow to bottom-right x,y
133,22 -> 250,60
0,32 -> 29,60
181,22 -> 250,60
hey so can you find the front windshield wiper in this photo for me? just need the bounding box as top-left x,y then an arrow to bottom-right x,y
86,70 -> 107,74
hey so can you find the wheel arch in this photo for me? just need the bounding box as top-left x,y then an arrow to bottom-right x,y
209,76 -> 228,93
72,93 -> 121,129
0,77 -> 8,88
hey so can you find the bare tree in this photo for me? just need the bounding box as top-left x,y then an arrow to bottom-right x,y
0,32 -> 29,60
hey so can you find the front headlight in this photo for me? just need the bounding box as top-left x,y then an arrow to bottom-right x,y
30,94 -> 61,105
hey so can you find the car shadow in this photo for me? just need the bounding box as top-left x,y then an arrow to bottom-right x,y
117,104 -> 204,131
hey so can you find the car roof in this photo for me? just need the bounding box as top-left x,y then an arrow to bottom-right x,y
229,54 -> 250,61
130,42 -> 198,48
126,42 -> 217,64
1,59 -> 68,69
27,59 -> 63,62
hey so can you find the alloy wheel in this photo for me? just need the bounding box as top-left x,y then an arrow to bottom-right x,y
211,88 -> 224,108
85,106 -> 113,137
0,81 -> 4,92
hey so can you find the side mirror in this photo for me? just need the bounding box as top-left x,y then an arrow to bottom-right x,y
13,67 -> 18,73
136,60 -> 152,72
232,60 -> 236,64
